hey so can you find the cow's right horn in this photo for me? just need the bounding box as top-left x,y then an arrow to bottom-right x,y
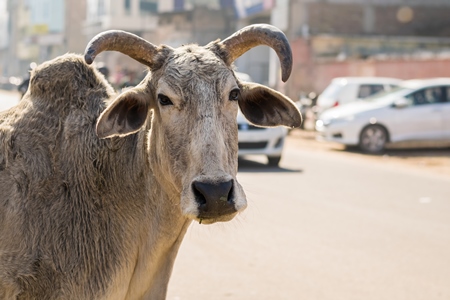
84,30 -> 159,67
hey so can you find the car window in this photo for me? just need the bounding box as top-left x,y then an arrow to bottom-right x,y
445,86 -> 450,102
357,84 -> 384,98
406,87 -> 444,106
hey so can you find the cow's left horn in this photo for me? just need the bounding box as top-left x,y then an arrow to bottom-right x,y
84,30 -> 158,67
219,24 -> 292,82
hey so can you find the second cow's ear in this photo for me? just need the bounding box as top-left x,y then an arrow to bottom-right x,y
238,82 -> 302,128
96,86 -> 154,139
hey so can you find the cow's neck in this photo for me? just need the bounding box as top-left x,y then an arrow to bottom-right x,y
108,129 -> 191,299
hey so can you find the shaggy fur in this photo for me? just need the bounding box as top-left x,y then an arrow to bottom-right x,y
0,55 -> 158,299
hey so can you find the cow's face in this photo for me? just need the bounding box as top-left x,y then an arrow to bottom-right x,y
85,25 -> 302,224
147,46 -> 245,224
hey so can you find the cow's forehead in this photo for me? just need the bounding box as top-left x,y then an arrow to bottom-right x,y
163,44 -> 231,82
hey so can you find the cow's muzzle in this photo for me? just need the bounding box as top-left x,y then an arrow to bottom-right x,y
192,179 -> 236,220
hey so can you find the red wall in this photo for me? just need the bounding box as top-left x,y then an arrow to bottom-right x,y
289,38 -> 450,97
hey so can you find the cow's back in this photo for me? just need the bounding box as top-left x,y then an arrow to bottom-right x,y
0,54 -> 149,299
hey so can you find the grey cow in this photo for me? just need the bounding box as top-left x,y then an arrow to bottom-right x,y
0,24 -> 301,299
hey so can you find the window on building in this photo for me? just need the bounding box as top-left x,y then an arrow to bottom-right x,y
140,0 -> 157,13
124,0 -> 131,14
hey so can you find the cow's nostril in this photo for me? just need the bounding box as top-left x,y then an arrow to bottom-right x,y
192,184 -> 207,206
192,180 -> 235,216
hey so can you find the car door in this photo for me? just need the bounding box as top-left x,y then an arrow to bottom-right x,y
390,86 -> 445,142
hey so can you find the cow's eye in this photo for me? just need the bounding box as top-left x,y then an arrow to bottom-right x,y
158,94 -> 173,106
229,89 -> 240,101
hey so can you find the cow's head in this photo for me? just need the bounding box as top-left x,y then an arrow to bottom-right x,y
84,24 -> 301,224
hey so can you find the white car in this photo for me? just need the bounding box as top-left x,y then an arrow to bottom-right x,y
316,77 -> 401,113
237,110 -> 287,166
315,78 -> 450,153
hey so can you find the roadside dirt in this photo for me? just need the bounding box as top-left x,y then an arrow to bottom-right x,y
287,129 -> 450,178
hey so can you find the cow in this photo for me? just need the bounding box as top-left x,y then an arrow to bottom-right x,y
0,24 -> 301,299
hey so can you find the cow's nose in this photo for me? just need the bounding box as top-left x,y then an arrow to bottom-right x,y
192,180 -> 236,217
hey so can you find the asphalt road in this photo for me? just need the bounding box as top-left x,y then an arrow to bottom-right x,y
167,138 -> 450,300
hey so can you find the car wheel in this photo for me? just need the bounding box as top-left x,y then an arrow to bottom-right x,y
267,156 -> 281,166
359,125 -> 388,154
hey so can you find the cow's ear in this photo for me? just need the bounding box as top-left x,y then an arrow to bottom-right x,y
238,82 -> 302,128
96,87 -> 153,139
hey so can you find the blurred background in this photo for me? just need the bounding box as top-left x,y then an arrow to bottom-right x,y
1,2 -> 449,299
2,0 -> 450,96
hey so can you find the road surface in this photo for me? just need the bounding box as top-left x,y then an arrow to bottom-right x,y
167,138 -> 450,300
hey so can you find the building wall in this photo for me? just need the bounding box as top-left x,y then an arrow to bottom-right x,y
30,0 -> 64,33
85,0 -> 158,38
304,1 -> 450,37
313,58 -> 450,93
285,0 -> 450,99
2,0 -> 88,77
289,38 -> 450,95
65,0 -> 86,54
0,0 -> 8,50
0,0 -> 9,76
83,0 -> 160,87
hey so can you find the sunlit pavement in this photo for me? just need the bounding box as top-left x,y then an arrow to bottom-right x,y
167,135 -> 450,300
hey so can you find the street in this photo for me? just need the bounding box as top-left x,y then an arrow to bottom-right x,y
1,90 -> 449,299
167,135 -> 450,299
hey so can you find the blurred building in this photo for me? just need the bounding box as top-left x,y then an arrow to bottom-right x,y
2,0 -> 450,98
83,0 -> 159,87
84,0 -> 158,36
154,0 -> 285,88
287,0 -> 450,98
0,0 -> 292,94
0,0 -> 86,80
66,0 -> 87,54
2,0 -> 65,76
0,0 -> 8,53
83,0 -> 278,89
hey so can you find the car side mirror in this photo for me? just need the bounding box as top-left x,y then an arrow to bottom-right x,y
393,98 -> 409,109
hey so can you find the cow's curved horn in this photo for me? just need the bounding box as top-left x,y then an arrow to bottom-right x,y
84,30 -> 158,67
220,24 -> 292,82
